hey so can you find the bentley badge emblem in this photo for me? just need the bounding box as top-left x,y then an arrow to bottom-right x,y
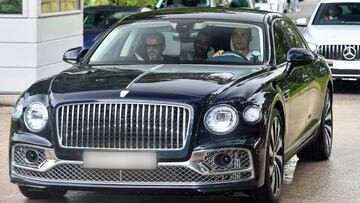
343,46 -> 357,60
120,90 -> 129,98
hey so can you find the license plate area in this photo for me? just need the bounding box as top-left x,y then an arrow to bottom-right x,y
83,151 -> 157,169
333,61 -> 360,69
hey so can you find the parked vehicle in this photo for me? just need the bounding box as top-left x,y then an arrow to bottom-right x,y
155,0 -> 255,9
296,0 -> 360,81
10,8 -> 333,203
83,5 -> 151,48
254,0 -> 288,13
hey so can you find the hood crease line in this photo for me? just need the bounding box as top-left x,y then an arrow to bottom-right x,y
125,64 -> 164,89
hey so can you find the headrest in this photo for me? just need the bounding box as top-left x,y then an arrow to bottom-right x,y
163,32 -> 181,56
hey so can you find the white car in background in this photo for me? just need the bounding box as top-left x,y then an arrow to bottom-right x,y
254,0 -> 288,13
296,0 -> 360,81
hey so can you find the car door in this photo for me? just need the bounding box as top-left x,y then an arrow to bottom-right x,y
282,19 -> 323,140
284,21 -> 326,135
272,19 -> 311,150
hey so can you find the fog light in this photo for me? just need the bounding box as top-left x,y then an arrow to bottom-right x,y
25,150 -> 39,163
214,153 -> 232,167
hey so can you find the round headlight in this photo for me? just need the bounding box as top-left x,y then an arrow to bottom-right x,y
243,106 -> 262,124
24,103 -> 48,132
12,102 -> 23,120
204,105 -> 238,135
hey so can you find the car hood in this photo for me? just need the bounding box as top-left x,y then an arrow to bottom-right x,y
50,64 -> 259,106
304,25 -> 360,45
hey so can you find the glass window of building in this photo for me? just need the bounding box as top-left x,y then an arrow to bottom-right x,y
41,0 -> 80,14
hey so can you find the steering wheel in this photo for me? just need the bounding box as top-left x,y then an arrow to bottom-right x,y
209,51 -> 248,62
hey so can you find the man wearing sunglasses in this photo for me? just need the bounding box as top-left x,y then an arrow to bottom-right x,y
145,31 -> 178,63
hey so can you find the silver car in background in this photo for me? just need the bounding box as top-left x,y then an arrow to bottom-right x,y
296,0 -> 360,81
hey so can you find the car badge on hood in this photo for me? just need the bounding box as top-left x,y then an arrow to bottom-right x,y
120,90 -> 129,98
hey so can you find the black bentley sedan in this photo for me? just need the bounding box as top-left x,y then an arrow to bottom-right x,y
9,8 -> 333,203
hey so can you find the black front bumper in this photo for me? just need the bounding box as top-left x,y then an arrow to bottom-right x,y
11,174 -> 259,194
9,132 -> 267,194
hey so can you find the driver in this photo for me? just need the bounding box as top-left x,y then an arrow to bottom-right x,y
213,28 -> 260,62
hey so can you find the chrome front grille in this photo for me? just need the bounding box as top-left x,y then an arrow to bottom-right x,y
56,103 -> 191,150
317,45 -> 360,60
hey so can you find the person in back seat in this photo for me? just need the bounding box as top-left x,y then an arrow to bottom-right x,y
193,31 -> 213,62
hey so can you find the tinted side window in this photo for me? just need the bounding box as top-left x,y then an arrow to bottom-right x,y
281,20 -> 307,49
273,20 -> 290,65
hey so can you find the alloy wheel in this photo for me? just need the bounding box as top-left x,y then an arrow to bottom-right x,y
323,91 -> 333,155
268,116 -> 283,197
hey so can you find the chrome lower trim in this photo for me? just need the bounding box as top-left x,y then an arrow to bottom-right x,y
332,74 -> 360,78
11,144 -> 255,186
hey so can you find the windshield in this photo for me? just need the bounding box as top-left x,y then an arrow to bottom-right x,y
84,10 -> 134,29
156,0 -> 252,8
313,3 -> 360,25
158,0 -> 210,8
89,20 -> 265,65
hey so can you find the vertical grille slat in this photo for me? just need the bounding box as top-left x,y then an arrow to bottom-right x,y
177,107 -> 180,149
57,103 -> 191,150
76,105 -> 80,147
124,104 -> 128,149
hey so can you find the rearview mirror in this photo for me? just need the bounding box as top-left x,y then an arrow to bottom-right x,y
295,18 -> 307,27
63,47 -> 88,64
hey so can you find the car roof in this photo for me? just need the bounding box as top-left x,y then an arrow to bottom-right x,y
84,5 -> 142,12
320,0 -> 360,3
123,8 -> 271,24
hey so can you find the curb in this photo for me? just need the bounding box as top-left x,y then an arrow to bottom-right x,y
0,95 -> 20,107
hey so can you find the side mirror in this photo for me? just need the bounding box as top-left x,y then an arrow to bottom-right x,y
295,18 -> 307,27
287,48 -> 316,72
63,47 -> 88,64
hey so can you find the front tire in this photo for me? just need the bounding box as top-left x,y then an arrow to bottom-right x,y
297,89 -> 333,160
251,109 -> 284,203
18,186 -> 67,200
